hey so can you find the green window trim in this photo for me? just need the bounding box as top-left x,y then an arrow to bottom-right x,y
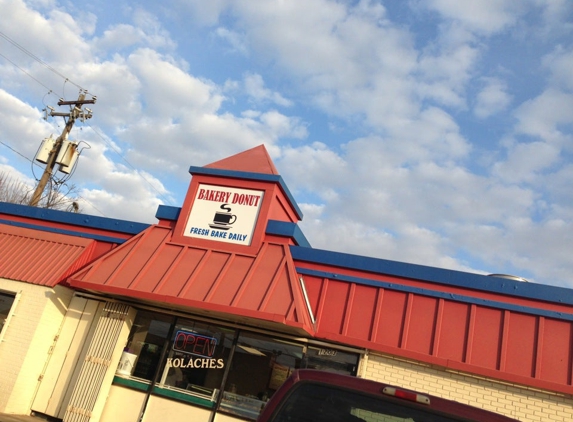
113,376 -> 149,392
152,385 -> 215,408
112,376 -> 215,409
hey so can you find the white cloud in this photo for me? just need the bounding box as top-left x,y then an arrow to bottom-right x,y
543,44 -> 573,90
243,73 -> 292,107
534,0 -> 573,38
422,0 -> 528,34
513,89 -> 573,145
474,77 -> 512,118
171,0 -> 230,26
1,0 -> 572,288
215,27 -> 248,55
493,141 -> 560,184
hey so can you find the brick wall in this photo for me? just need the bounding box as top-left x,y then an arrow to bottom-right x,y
0,279 -> 73,414
363,352 -> 573,422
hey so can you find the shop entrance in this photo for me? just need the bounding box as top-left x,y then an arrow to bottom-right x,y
32,297 -> 135,422
32,296 -> 105,419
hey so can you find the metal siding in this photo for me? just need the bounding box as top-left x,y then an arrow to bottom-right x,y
299,274 -> 323,318
405,295 -> 438,355
235,244 -> 284,309
82,240 -> 138,287
130,242 -> 182,293
69,226 -> 315,333
316,279 -> 350,335
0,224 -> 92,287
346,284 -> 377,341
290,245 -> 573,306
539,318 -> 572,385
180,251 -> 230,301
435,301 -> 470,361
469,307 -> 503,369
155,247 -> 207,297
209,255 -> 254,305
505,312 -> 538,378
374,290 -> 408,348
110,227 -> 170,289
299,265 -> 573,394
262,263 -> 295,315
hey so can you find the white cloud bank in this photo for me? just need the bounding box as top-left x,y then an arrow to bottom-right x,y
0,0 -> 572,288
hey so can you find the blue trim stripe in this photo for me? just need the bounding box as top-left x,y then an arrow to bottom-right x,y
297,268 -> 573,322
0,219 -> 133,244
266,220 -> 311,247
155,205 -> 181,221
0,202 -> 149,234
188,166 -> 303,220
290,246 -> 573,306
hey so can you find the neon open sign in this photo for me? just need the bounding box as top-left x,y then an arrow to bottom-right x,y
173,330 -> 217,358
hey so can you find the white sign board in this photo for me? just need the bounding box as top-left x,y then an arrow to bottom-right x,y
183,184 -> 264,246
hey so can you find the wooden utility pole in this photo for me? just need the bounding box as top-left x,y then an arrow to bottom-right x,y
29,91 -> 95,207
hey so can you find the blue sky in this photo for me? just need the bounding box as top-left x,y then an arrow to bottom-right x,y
1,0 -> 572,288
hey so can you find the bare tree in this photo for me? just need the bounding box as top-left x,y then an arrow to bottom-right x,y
0,172 -> 82,212
0,172 -> 30,204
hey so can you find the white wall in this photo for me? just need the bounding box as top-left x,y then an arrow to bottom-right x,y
0,278 -> 73,414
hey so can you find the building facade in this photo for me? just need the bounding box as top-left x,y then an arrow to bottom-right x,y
1,145 -> 572,422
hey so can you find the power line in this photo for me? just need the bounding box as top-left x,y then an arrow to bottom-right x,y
0,31 -> 85,92
0,139 -> 41,167
75,194 -> 107,217
1,31 -> 174,207
0,51 -> 56,97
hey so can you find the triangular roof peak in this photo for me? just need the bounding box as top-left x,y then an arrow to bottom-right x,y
204,144 -> 279,175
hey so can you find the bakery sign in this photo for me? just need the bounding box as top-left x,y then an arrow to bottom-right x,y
183,184 -> 264,246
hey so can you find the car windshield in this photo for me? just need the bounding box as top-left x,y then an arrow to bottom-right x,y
268,382 -> 464,422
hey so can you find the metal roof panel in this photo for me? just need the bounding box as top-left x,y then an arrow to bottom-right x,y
0,223 -> 93,287
68,225 -> 315,335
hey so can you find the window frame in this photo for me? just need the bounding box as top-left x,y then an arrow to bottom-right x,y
117,306 -> 362,420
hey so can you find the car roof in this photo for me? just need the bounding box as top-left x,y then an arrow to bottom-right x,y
279,369 -> 519,422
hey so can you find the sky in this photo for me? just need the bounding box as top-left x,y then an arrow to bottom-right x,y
0,0 -> 572,288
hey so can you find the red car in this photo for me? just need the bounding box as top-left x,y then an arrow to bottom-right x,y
257,369 -> 519,422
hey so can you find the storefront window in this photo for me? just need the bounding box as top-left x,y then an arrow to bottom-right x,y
158,318 -> 236,399
0,292 -> 16,335
303,346 -> 358,376
220,332 -> 304,420
123,310 -> 173,381
118,308 -> 361,421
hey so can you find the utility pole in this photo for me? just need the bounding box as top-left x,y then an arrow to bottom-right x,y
29,91 -> 95,207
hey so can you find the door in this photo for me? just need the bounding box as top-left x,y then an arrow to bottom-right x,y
32,296 -> 105,418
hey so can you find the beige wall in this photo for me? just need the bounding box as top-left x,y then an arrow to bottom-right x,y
0,278 -> 74,414
363,352 -> 573,422
100,385 -> 146,422
142,395 -> 212,422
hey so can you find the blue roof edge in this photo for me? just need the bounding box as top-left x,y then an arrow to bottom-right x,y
290,245 -> 573,306
297,268 -> 573,321
0,218 -> 134,244
0,202 -> 149,235
188,166 -> 303,220
156,204 -> 181,221
266,220 -> 311,247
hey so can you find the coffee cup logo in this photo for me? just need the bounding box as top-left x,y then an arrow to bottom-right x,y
209,204 -> 237,231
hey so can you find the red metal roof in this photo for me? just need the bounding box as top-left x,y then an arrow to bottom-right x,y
295,259 -> 573,396
205,144 -> 279,175
68,225 -> 315,335
0,223 -> 94,287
